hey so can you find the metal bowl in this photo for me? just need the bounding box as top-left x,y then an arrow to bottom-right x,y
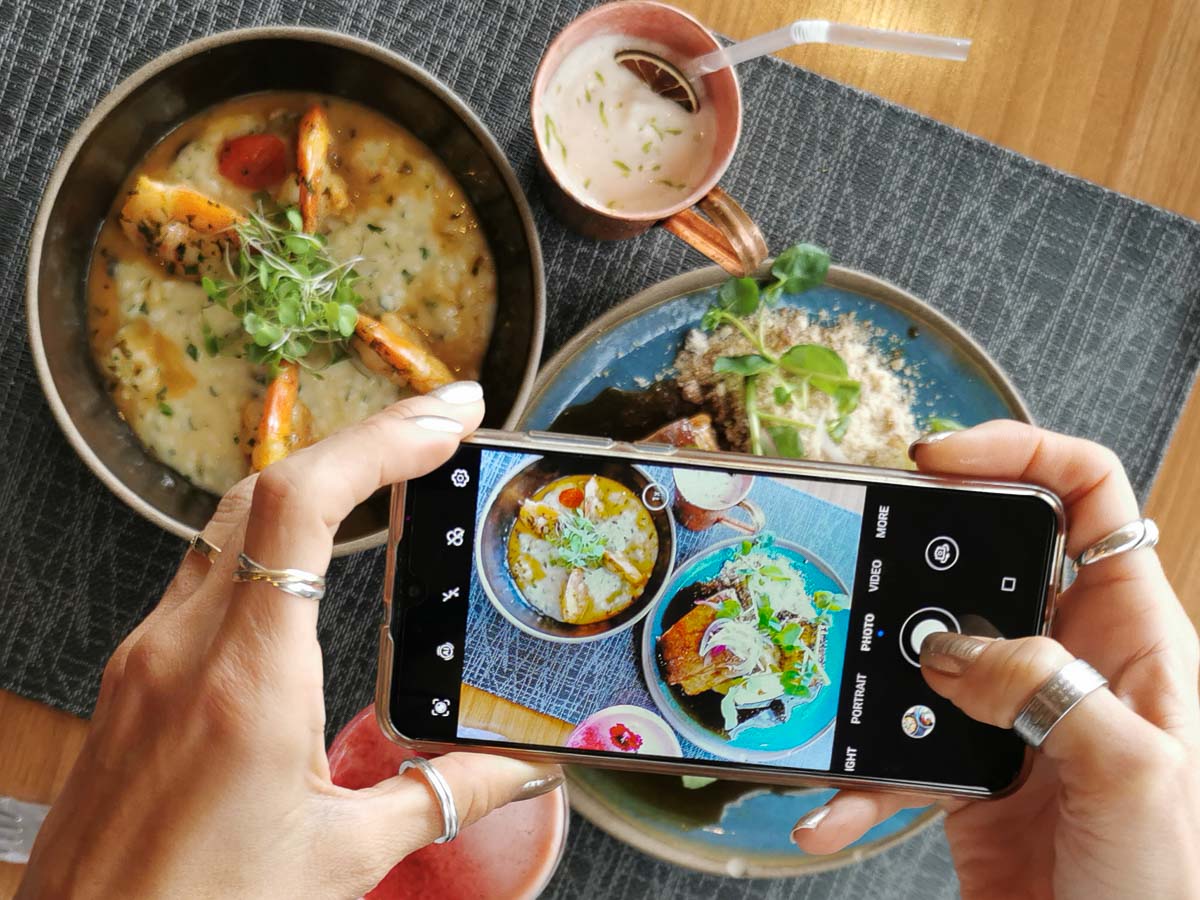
26,27 -> 545,556
474,455 -> 676,642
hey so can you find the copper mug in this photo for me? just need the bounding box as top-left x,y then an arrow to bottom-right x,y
673,470 -> 765,534
530,0 -> 768,276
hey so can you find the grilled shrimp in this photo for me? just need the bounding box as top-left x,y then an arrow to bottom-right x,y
296,105 -> 349,233
353,313 -> 455,393
119,175 -> 241,279
243,362 -> 312,471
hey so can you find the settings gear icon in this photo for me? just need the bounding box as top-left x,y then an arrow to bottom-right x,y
450,468 -> 471,488
445,527 -> 465,547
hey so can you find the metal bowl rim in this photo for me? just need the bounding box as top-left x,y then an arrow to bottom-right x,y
25,25 -> 547,556
473,454 -> 677,643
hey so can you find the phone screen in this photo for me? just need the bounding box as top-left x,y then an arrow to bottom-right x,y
388,440 -> 1060,795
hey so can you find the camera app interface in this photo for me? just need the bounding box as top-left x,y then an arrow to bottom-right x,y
392,445 -> 1057,791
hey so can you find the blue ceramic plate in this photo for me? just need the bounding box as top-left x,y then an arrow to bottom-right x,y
642,535 -> 851,761
518,262 -> 1030,877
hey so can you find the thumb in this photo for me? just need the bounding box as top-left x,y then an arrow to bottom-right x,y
331,753 -> 562,888
919,632 -> 1160,785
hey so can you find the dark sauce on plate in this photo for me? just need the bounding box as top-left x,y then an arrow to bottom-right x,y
549,381 -> 700,439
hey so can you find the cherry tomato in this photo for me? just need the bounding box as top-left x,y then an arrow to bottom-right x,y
559,487 -> 585,509
218,133 -> 288,189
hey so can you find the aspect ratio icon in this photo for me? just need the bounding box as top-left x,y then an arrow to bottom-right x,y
924,536 -> 959,571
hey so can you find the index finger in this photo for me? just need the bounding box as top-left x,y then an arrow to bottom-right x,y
223,391 -> 484,648
910,420 -> 1140,559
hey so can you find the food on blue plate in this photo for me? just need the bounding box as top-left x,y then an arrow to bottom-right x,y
658,536 -> 848,737
674,243 -> 927,468
643,413 -> 720,450
88,92 -> 496,493
507,475 -> 659,625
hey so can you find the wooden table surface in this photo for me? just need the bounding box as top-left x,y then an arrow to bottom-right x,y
3,0 -> 1198,894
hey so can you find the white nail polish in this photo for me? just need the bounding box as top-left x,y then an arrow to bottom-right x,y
907,429 -> 958,461
793,805 -> 831,833
408,415 -> 465,434
429,380 -> 483,404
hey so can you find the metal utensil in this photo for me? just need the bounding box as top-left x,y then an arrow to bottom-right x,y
0,796 -> 49,864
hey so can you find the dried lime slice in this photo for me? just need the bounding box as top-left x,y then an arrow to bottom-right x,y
614,49 -> 700,113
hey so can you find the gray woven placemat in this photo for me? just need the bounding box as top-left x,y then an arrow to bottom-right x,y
2,1 -> 1199,897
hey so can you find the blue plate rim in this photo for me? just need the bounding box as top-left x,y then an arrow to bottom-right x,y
521,262 -> 1033,430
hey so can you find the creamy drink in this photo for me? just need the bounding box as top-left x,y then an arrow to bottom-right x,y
537,34 -> 717,213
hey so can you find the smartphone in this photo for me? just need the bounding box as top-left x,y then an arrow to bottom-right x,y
376,429 -> 1065,799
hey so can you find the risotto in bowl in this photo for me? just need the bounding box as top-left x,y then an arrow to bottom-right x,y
28,29 -> 544,553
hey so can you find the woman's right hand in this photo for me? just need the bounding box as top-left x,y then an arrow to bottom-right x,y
791,421 -> 1200,900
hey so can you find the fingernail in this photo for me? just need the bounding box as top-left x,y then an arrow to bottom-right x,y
429,380 -> 483,405
920,632 -> 992,675
514,772 -> 564,801
907,429 -> 958,461
408,414 -> 465,434
791,805 -> 831,839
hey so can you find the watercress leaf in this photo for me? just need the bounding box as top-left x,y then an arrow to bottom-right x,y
200,276 -> 223,301
336,304 -> 359,338
778,343 -> 847,378
324,301 -> 342,331
761,282 -> 783,306
826,414 -> 851,443
255,320 -> 283,347
285,234 -> 311,256
766,424 -> 804,458
773,385 -> 791,405
927,417 -> 965,432
770,243 -> 830,295
700,306 -> 726,331
714,354 -> 775,377
718,277 -> 760,316
286,207 -> 304,232
832,382 -> 860,416
277,297 -> 301,328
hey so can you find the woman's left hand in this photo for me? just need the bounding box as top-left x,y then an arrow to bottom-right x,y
18,385 -> 561,900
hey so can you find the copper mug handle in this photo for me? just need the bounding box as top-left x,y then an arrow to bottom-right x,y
711,498 -> 766,535
661,187 -> 768,276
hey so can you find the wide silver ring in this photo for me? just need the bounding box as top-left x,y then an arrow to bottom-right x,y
1073,517 -> 1158,574
188,532 -> 221,563
1013,658 -> 1109,748
231,552 -> 326,602
398,757 -> 459,844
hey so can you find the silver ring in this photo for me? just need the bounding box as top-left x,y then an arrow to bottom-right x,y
1073,517 -> 1158,574
188,533 -> 221,563
398,757 -> 459,843
1013,658 -> 1109,748
231,552 -> 326,602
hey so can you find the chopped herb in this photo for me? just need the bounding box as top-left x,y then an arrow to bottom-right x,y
158,402 -> 174,417
664,127 -> 682,135
599,101 -> 608,127
185,342 -> 198,361
419,246 -> 430,260
594,69 -> 605,84
366,223 -> 384,233
642,140 -> 653,154
773,385 -> 791,405
583,178 -> 591,189
543,114 -> 567,162
654,178 -> 686,190
612,159 -> 631,175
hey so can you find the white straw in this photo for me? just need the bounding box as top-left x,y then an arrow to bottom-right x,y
691,20 -> 971,76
